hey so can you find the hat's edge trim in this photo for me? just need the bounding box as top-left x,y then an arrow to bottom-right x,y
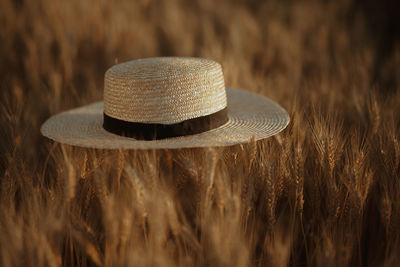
40,88 -> 290,150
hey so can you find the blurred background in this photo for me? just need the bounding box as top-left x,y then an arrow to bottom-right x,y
1,0 -> 399,159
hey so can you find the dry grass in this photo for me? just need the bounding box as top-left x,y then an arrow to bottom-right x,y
1,0 -> 400,266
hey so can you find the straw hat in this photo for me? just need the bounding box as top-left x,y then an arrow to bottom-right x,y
41,57 -> 290,149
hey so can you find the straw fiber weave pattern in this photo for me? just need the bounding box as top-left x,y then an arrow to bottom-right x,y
41,88 -> 290,149
104,57 -> 227,124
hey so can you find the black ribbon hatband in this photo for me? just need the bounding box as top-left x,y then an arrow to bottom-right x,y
103,108 -> 228,140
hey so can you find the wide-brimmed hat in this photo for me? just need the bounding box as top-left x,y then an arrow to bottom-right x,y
41,57 -> 290,149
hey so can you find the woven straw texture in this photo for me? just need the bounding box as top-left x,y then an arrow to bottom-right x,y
41,88 -> 290,149
104,57 -> 227,124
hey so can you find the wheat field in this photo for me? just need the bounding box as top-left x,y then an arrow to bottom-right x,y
1,0 -> 399,266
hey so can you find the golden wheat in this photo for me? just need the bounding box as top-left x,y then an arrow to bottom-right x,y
1,0 -> 400,266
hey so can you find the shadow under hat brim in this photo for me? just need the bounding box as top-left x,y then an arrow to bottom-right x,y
40,88 -> 290,149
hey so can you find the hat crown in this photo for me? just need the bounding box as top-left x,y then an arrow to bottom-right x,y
104,57 -> 227,124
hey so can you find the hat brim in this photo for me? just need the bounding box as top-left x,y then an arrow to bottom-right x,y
40,88 -> 290,149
